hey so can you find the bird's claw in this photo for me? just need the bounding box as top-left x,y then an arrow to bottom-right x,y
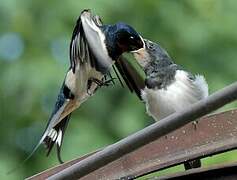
192,121 -> 198,130
88,77 -> 115,88
103,78 -> 116,86
87,89 -> 93,96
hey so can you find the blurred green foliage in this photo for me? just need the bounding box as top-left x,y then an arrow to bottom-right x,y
0,0 -> 237,179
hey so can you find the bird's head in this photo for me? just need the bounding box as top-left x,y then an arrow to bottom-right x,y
115,22 -> 144,52
104,22 -> 144,59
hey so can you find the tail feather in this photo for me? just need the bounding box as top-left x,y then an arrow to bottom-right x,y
43,114 -> 71,163
8,115 -> 71,174
56,144 -> 64,164
7,130 -> 47,174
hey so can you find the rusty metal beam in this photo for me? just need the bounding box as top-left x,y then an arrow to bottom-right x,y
43,81 -> 237,179
27,108 -> 237,180
26,151 -> 98,180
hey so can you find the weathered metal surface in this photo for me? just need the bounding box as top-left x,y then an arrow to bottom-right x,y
27,109 -> 237,180
26,151 -> 98,180
156,162 -> 237,180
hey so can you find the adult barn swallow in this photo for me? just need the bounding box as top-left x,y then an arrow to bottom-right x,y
28,10 -> 144,163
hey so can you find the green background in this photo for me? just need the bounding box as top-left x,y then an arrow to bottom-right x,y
0,0 -> 237,179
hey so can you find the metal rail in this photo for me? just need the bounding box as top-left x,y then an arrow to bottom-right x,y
27,109 -> 237,179
48,82 -> 237,179
26,83 -> 237,179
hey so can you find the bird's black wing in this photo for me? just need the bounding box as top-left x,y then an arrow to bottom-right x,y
70,9 -> 113,75
43,9 -> 121,162
22,10 -> 114,164
43,10 -> 118,163
69,11 -> 88,73
115,56 -> 145,99
42,10 -> 112,162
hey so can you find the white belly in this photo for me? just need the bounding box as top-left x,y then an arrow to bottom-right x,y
141,70 -> 208,121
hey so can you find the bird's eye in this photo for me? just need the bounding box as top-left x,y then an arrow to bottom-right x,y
129,36 -> 135,40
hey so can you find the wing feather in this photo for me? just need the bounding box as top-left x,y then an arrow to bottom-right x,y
115,56 -> 145,99
69,10 -> 113,75
80,10 -> 113,74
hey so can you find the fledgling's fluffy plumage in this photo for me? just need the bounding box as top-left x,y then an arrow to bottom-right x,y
133,39 -> 208,122
130,39 -> 208,170
141,70 -> 208,121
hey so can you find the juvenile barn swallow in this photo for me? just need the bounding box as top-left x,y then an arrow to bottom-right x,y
133,39 -> 208,120
28,10 -> 144,163
132,39 -> 209,169
115,38 -> 208,169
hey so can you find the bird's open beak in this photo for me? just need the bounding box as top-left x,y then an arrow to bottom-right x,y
131,35 -> 145,53
132,47 -> 146,59
131,44 -> 150,68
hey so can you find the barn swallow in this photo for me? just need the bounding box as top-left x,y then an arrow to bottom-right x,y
26,10 -> 144,163
132,39 -> 208,122
131,39 -> 209,169
115,38 -> 208,169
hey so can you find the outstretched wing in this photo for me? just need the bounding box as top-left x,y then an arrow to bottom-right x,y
42,10 -> 113,162
70,9 -> 113,75
23,10 -> 113,164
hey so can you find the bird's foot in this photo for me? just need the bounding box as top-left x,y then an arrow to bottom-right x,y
87,77 -> 116,96
87,78 -> 101,95
192,120 -> 198,130
87,89 -> 93,96
88,78 -> 104,87
102,77 -> 116,86
88,77 -> 116,88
